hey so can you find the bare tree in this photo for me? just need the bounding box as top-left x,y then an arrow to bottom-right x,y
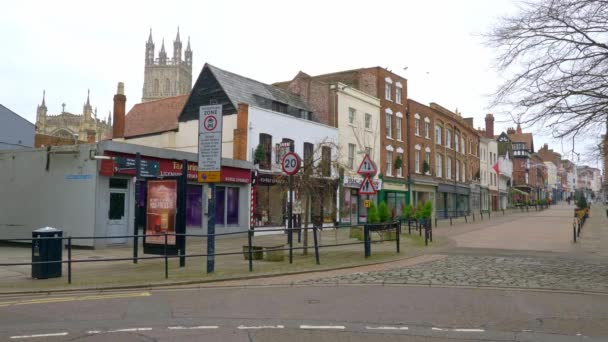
485,0 -> 608,142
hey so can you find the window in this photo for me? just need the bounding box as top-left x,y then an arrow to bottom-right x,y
259,133 -> 272,170
435,125 -> 442,145
425,151 -> 431,174
386,151 -> 393,176
456,160 -> 460,182
348,143 -> 355,169
300,110 -> 311,120
365,113 -> 372,129
462,161 -> 466,181
271,101 -> 288,114
396,117 -> 402,140
461,136 -> 465,154
321,146 -> 331,177
415,118 -> 420,136
415,150 -> 420,173
386,113 -> 392,138
396,86 -> 402,104
397,153 -> 403,177
215,187 -> 240,225
348,107 -> 356,125
303,142 -> 314,169
436,154 -> 443,177
446,128 -> 452,148
153,79 -> 159,93
164,79 -> 171,93
424,121 -> 430,138
447,156 -> 452,179
385,82 -> 392,100
455,133 -> 459,152
274,143 -> 281,164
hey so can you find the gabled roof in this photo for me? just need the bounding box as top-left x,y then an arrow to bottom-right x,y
180,63 -> 311,122
124,95 -> 187,138
0,104 -> 35,127
507,132 -> 534,151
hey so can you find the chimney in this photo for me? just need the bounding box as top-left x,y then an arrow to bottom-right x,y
112,82 -> 126,139
485,113 -> 494,139
507,127 -> 515,134
233,103 -> 249,160
543,143 -> 548,150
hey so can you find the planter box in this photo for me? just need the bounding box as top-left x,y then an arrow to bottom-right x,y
242,246 -> 264,260
264,245 -> 285,262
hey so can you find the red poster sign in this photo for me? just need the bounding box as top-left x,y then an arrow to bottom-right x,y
146,180 -> 177,245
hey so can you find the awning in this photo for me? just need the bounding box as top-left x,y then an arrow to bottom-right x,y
511,188 -> 529,196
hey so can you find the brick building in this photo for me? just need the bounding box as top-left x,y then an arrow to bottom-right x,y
276,67 -> 410,214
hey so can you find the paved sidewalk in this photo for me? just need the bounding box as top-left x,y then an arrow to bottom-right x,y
574,203 -> 608,258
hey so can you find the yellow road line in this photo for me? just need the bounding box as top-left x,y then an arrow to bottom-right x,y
0,292 -> 150,307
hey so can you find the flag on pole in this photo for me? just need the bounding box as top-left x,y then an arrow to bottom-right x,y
493,161 -> 499,174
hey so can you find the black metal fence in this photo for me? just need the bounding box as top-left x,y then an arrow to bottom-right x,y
0,221 -> 415,285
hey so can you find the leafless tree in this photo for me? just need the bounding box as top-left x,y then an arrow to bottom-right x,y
485,0 -> 608,144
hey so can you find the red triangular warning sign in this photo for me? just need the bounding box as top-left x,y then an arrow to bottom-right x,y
359,176 -> 377,195
357,154 -> 377,175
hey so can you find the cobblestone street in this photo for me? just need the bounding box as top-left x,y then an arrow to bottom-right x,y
299,254 -> 608,292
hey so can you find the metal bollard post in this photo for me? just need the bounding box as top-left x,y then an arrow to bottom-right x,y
573,223 -> 577,242
472,213 -> 475,222
430,224 -> 433,242
408,220 -> 411,235
164,233 -> 168,279
480,211 -> 483,220
248,229 -> 253,272
313,226 -> 320,265
578,222 -> 581,237
449,216 -> 453,226
67,237 -> 72,285
396,223 -> 400,253
364,225 -> 370,258
424,226 -> 428,246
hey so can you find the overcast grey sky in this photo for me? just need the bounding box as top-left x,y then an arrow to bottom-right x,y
0,0 -> 600,166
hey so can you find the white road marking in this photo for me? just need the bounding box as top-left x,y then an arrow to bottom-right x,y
108,328 -> 152,333
431,327 -> 444,331
237,325 -> 284,330
366,326 -> 409,331
168,326 -> 219,330
86,331 -> 101,334
453,328 -> 485,332
300,325 -> 345,330
10,332 -> 68,339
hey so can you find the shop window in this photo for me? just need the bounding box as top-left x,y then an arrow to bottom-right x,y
259,133 -> 272,170
215,186 -> 239,226
186,185 -> 203,227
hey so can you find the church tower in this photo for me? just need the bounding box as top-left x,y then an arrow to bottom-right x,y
142,28 -> 193,102
36,90 -> 47,132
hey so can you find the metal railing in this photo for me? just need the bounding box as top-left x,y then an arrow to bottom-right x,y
0,222 -> 413,285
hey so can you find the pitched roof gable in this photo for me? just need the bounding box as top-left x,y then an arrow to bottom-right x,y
180,63 -> 311,122
124,95 -> 187,138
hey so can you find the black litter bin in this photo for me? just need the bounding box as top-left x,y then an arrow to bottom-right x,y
32,227 -> 63,279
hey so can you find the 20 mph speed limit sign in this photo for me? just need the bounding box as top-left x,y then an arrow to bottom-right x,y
281,152 -> 301,176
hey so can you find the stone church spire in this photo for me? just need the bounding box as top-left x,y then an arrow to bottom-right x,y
159,39 -> 167,65
173,27 -> 182,62
145,28 -> 155,65
185,36 -> 193,67
36,90 -> 47,131
83,89 -> 93,121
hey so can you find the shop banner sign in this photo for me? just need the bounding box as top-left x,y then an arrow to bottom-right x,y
113,156 -> 160,178
145,180 -> 177,246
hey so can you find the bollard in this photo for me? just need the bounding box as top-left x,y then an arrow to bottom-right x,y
573,223 -> 577,242
396,223 -> 400,253
424,226 -> 428,246
364,225 -> 371,258
464,215 -> 468,223
480,211 -> 484,221
578,222 -> 581,237
313,226 -> 320,265
434,217 -> 437,229
164,233 -> 168,279
489,210 -> 491,219
408,220 -> 411,234
248,229 -> 253,272
67,237 -> 72,285
472,213 -> 475,222
419,222 -> 422,237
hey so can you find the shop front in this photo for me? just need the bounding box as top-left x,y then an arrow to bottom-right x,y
255,172 -> 338,227
470,183 -> 481,214
378,180 -> 408,218
480,186 -> 490,212
437,183 -> 470,218
340,175 -> 382,224
103,150 -> 252,235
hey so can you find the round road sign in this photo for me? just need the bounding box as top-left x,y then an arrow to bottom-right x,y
281,152 -> 301,176
203,115 -> 218,132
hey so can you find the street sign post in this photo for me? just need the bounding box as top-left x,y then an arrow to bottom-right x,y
359,176 -> 377,195
198,105 -> 223,274
281,151 -> 300,264
357,154 -> 377,176
356,154 -> 377,219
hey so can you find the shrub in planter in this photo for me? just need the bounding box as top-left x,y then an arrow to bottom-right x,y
401,204 -> 414,220
378,201 -> 391,223
349,226 -> 364,240
367,203 -> 379,224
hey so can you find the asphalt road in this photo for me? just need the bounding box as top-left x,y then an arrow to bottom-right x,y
0,284 -> 606,341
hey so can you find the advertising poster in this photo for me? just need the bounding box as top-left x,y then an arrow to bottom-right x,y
146,180 -> 177,245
